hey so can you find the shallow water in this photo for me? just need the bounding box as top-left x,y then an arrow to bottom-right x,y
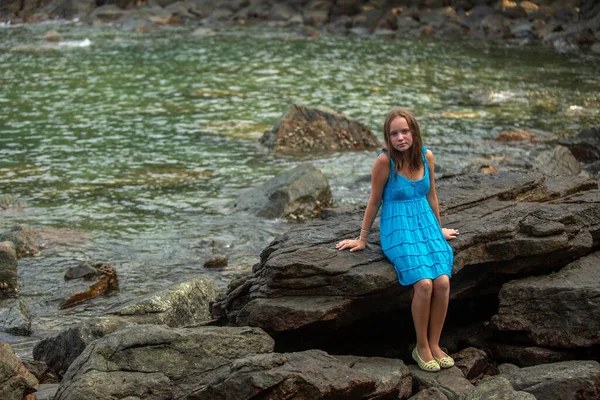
1,21 -> 599,355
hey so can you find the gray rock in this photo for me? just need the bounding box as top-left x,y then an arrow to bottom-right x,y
490,251 -> 600,349
533,145 -> 582,176
409,365 -> 475,400
501,360 -> 600,400
452,347 -> 489,380
54,325 -> 274,400
0,342 -> 38,400
33,384 -> 59,400
234,163 -> 333,220
409,387 -> 449,399
0,241 -> 18,296
21,360 -> 59,384
481,14 -> 510,38
489,344 -> 577,367
64,262 -> 98,280
88,4 -> 129,21
259,104 -> 381,153
464,376 -> 535,400
0,225 -> 42,258
560,127 -> 600,174
0,299 -> 31,336
335,355 -> 412,398
497,363 -> 520,374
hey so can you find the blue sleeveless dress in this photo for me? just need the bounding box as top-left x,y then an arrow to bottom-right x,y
378,147 -> 453,286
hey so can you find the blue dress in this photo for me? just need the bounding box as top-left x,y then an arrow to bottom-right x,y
378,147 -> 454,286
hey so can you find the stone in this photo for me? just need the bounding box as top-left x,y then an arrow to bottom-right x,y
0,241 -> 18,296
259,104 -> 381,153
481,14 -> 511,38
0,299 -> 32,336
496,129 -> 537,141
53,325 -> 274,400
335,355 -> 412,398
489,251 -> 600,349
452,347 -> 489,380
464,376 -> 535,399
501,360 -> 600,400
233,163 -> 333,220
0,343 -> 38,400
409,365 -> 475,400
43,30 -> 62,42
64,262 -> 99,280
497,363 -> 520,374
532,145 -> 582,176
204,254 -> 228,268
34,384 -> 59,400
0,195 -> 25,210
21,360 -> 59,384
89,5 -> 129,22
409,387 -> 449,399
559,127 -> 600,173
489,344 -> 577,367
60,264 -> 119,309
0,225 -> 43,258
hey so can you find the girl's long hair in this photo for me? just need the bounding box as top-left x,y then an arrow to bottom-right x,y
382,107 -> 423,175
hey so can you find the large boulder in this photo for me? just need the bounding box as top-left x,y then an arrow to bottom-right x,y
532,145 -> 582,176
54,325 -> 275,400
0,241 -> 18,297
259,104 -> 381,153
501,360 -> 600,400
560,127 -> 600,175
464,376 -> 535,400
233,163 -> 333,220
408,365 -> 475,400
489,251 -> 600,349
212,171 -> 600,346
0,342 -> 38,400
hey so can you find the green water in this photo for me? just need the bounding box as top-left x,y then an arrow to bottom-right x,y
1,21 -> 599,352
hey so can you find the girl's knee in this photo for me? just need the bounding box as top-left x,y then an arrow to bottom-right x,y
433,275 -> 450,292
414,279 -> 433,297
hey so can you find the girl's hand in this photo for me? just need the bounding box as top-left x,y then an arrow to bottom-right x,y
335,238 -> 366,252
443,228 -> 459,240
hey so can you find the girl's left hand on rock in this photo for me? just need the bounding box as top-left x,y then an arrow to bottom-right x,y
442,228 -> 459,240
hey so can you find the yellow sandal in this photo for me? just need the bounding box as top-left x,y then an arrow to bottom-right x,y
412,347 -> 440,372
433,352 -> 455,369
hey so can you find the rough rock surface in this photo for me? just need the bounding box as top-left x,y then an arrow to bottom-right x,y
212,172 -> 600,342
452,347 -> 489,381
234,163 -> 333,220
0,241 -> 18,296
35,277 -> 218,376
560,127 -> 600,174
489,251 -> 600,349
409,387 -> 449,399
54,325 -> 275,400
0,342 -> 38,400
533,145 -> 582,176
408,365 -> 475,400
488,344 -> 578,367
0,225 -> 43,258
501,360 -> 600,400
464,376 -> 535,400
259,104 -> 381,153
0,299 -> 32,336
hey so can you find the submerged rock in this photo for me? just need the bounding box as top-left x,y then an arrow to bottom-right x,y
234,163 -> 333,220
0,343 -> 38,400
260,104 -> 381,153
60,264 -> 119,309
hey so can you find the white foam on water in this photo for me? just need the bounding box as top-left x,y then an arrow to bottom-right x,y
58,38 -> 91,48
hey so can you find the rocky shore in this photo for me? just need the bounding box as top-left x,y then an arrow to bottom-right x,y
1,0 -> 600,55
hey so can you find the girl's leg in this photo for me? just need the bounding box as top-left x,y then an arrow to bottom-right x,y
412,278 -> 434,361
428,274 -> 450,359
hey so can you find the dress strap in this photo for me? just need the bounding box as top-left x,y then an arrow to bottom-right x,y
378,149 -> 395,179
421,146 -> 427,163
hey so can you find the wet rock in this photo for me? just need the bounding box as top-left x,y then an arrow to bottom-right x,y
489,251 -> 600,349
0,241 -> 18,296
464,376 -> 535,400
259,104 -> 381,153
0,299 -> 32,336
560,127 -> 600,174
64,262 -> 99,280
496,129 -> 537,141
108,276 -> 217,326
303,0 -> 332,26
335,355 -> 412,398
0,195 -> 25,210
191,27 -> 217,37
481,14 -> 511,38
60,263 -> 119,309
54,325 -> 274,400
234,163 -> 333,220
532,145 -> 582,176
204,254 -> 228,268
268,3 -> 300,22
43,29 -> 62,42
409,387 -> 449,399
0,225 -> 43,258
213,171 -> 600,340
409,365 -> 475,400
0,342 -> 38,400
452,347 -> 489,381
21,360 -> 59,384
501,360 -> 600,400
88,4 -> 129,22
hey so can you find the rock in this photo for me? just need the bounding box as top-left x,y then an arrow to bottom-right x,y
212,171 -> 600,342
53,325 -> 274,400
409,365 -> 475,400
204,254 -> 228,268
496,129 -> 537,141
34,384 -> 59,400
108,276 -> 217,326
88,4 -> 129,22
519,1 -> 539,17
0,195 -> 25,210
335,355 -> 412,398
117,14 -> 158,32
560,127 -> 600,174
501,360 -> 600,400
233,163 -> 333,220
64,262 -> 99,280
42,0 -> 95,20
532,145 -> 582,176
191,27 -> 217,36
0,299 -> 32,336
452,347 -> 489,380
60,263 -> 119,309
489,251 -> 600,349
303,0 -> 333,26
481,14 -> 511,38
259,104 -> 381,153
43,30 -> 62,42
409,387 -> 449,399
464,376 -> 535,399
489,344 -> 577,367
0,225 -> 43,258
198,350 -> 411,399
36,277 -> 218,376
0,343 -> 38,400
268,3 -> 301,22
21,360 -> 59,384
498,363 -> 520,374
0,241 -> 18,296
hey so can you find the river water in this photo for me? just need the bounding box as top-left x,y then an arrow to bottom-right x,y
1,21 -> 599,355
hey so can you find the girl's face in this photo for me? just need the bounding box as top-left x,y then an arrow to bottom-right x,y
389,116 -> 413,152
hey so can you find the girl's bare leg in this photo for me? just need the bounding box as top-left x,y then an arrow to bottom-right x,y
428,274 -> 450,359
412,278 -> 434,361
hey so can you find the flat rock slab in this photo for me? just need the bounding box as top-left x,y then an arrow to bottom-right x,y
501,360 -> 600,400
212,172 -> 600,339
408,365 -> 475,400
54,325 -> 275,400
490,251 -> 600,348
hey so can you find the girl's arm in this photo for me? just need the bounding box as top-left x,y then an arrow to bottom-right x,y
426,150 -> 458,240
336,152 -> 390,252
